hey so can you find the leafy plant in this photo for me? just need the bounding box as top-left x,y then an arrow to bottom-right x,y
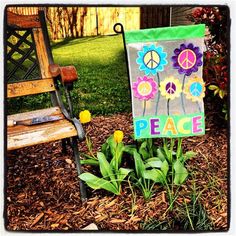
80,151 -> 132,195
80,131 -> 132,195
142,198 -> 212,231
123,138 -> 166,201
80,136 -> 99,166
156,138 -> 196,208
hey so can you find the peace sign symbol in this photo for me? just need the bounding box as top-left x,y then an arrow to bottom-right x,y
165,82 -> 177,95
143,50 -> 160,69
177,49 -> 196,70
190,82 -> 203,97
137,81 -> 152,96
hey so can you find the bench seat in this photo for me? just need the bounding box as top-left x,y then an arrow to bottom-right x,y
7,107 -> 77,150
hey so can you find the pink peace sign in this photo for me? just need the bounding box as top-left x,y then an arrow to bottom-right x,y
177,49 -> 197,70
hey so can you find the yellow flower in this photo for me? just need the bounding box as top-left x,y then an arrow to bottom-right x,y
159,76 -> 182,100
79,110 -> 91,124
183,76 -> 205,102
113,130 -> 124,143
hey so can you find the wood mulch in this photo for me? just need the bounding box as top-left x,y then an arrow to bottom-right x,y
6,110 -> 228,231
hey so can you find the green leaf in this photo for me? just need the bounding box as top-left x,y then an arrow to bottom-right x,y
145,158 -> 163,168
143,169 -> 164,184
101,142 -> 109,156
107,135 -> 117,156
214,89 -> 219,96
133,151 -> 145,179
161,160 -> 169,177
219,89 -> 225,99
139,141 -> 150,160
97,152 -> 117,188
81,153 -> 97,160
147,138 -> 154,157
80,159 -> 99,166
173,159 -> 188,185
117,168 -> 132,184
123,145 -> 136,155
110,142 -> 124,170
208,85 -> 219,90
183,151 -> 197,162
157,148 -> 166,162
79,173 -> 119,195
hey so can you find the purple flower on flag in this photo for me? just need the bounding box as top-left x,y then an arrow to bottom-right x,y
171,43 -> 203,76
132,76 -> 158,100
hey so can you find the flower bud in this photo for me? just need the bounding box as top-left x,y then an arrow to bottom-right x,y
79,110 -> 91,124
113,130 -> 124,143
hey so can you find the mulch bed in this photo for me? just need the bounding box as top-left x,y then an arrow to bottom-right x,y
6,111 -> 228,231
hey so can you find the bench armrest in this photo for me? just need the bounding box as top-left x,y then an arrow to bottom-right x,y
49,64 -> 78,85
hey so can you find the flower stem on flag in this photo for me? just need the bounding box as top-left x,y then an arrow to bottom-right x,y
181,74 -> 186,114
167,99 -> 170,115
143,100 -> 146,116
155,72 -> 161,115
196,101 -> 201,113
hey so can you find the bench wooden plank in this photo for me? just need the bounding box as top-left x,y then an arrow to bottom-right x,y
8,119 -> 77,150
8,107 -> 61,122
7,78 -> 56,98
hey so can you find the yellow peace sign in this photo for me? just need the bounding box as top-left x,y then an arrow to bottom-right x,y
143,50 -> 160,69
137,81 -> 152,96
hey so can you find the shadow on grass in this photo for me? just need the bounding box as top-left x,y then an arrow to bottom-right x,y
51,35 -> 106,49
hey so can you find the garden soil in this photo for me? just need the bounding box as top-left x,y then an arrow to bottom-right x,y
6,104 -> 228,231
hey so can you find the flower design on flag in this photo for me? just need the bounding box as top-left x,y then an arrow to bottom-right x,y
132,76 -> 158,100
184,76 -> 205,102
160,77 -> 182,100
171,43 -> 203,76
136,44 -> 168,75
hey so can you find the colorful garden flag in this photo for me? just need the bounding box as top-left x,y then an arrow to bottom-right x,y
124,24 -> 206,139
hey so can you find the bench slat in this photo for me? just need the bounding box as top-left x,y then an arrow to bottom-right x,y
8,119 -> 77,150
8,107 -> 61,122
7,78 -> 56,98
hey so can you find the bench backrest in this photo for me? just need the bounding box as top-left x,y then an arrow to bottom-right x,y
6,10 -> 56,98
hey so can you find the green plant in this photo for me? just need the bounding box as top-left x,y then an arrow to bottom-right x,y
79,151 -> 132,195
157,138 -> 196,208
79,132 -> 132,195
80,136 -> 99,166
142,180 -> 213,231
123,138 -> 196,203
142,218 -> 173,231
123,138 -> 166,201
176,181 -> 213,231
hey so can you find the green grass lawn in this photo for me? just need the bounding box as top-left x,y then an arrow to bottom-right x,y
7,35 -> 132,116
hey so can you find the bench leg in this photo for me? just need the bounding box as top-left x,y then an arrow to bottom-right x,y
61,138 -> 69,154
71,137 -> 87,202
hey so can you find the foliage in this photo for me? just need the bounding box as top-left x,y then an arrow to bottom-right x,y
123,139 -> 161,201
142,180 -> 213,231
141,198 -> 212,231
187,7 -> 229,119
81,135 -> 196,203
79,132 -> 132,195
124,138 -> 196,203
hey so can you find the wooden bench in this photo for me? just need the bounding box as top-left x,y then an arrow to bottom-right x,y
6,10 -> 86,201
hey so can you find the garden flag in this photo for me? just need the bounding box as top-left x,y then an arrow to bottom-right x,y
124,24 -> 206,139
